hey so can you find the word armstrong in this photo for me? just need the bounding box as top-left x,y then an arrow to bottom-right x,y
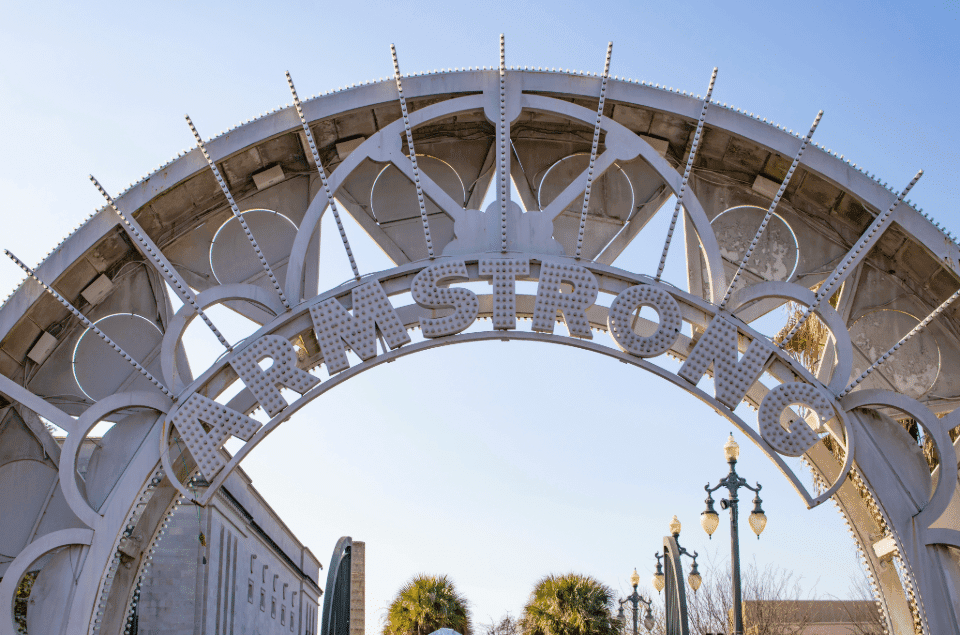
168,258 -> 838,483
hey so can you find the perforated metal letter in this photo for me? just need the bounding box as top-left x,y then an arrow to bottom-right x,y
411,260 -> 479,337
229,335 -> 320,417
479,258 -> 530,330
171,393 -> 262,480
607,285 -> 682,357
309,280 -> 410,374
759,382 -> 833,456
678,314 -> 771,409
532,261 -> 598,338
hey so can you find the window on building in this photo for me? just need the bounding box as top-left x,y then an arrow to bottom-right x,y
248,580 -> 254,603
272,597 -> 277,618
260,589 -> 266,611
281,606 -> 286,625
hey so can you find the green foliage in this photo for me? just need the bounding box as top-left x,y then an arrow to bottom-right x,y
520,574 -> 620,635
13,571 -> 39,633
383,574 -> 472,635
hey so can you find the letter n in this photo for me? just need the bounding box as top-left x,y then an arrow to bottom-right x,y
678,315 -> 772,409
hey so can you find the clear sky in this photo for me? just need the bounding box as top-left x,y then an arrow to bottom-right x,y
1,0 -> 959,632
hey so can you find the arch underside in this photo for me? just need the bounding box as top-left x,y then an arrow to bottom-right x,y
0,70 -> 958,635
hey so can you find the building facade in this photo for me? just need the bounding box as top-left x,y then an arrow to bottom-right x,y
80,438 -> 322,635
741,600 -> 882,634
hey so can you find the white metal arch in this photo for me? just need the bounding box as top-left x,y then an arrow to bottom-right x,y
0,60 -> 957,635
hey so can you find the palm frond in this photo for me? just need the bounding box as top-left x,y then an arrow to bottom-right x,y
520,574 -> 619,635
384,574 -> 472,635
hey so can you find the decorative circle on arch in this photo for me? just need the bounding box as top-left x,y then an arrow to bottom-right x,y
370,154 -> 466,222
712,205 -> 800,288
849,309 -> 941,399
0,62 -> 957,635
537,153 -> 635,219
209,209 -> 299,285
72,313 -> 163,402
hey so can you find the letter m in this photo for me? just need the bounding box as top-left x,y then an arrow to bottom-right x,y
678,315 -> 772,410
309,280 -> 411,374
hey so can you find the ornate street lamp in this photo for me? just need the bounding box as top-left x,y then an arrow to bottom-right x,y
617,569 -> 655,634
700,434 -> 766,635
652,516 -> 702,635
653,517 -> 702,593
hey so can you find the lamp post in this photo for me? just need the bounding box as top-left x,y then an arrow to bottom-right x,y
617,569 -> 655,635
700,434 -> 767,635
651,516 -> 702,635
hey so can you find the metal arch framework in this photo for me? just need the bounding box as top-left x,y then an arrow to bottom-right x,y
660,536 -> 693,635
320,537 -> 353,635
0,47 -> 959,635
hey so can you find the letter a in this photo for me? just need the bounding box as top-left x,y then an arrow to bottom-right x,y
171,393 -> 261,480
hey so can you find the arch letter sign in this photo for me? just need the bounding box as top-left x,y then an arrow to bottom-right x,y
1,46 -> 959,634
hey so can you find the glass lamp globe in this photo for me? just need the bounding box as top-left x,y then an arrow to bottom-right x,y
669,515 -> 682,536
724,433 -> 740,461
700,510 -> 719,536
749,510 -> 768,537
630,568 -> 640,588
643,611 -> 655,631
687,572 -> 702,592
652,572 -> 665,593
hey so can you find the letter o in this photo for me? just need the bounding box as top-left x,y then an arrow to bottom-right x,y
607,285 -> 682,357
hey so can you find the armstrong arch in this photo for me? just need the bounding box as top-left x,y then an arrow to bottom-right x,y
0,52 -> 959,635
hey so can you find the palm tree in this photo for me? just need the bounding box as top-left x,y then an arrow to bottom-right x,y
383,574 -> 472,635
520,574 -> 620,635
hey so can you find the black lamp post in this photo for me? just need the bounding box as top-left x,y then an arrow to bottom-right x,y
617,569 -> 655,635
700,434 -> 767,635
651,516 -> 703,595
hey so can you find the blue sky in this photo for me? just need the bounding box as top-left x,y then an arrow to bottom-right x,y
1,0 -> 959,630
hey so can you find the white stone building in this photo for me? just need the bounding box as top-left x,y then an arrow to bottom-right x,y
77,438 -> 322,635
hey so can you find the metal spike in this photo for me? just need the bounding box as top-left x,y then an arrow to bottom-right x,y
499,34 -> 510,252
655,67 -> 718,280
390,44 -> 435,259
779,169 -> 924,350
574,42 -> 614,261
719,110 -> 823,309
286,71 -> 361,281
89,175 -> 231,350
185,115 -> 291,310
841,286 -> 960,396
6,250 -> 174,399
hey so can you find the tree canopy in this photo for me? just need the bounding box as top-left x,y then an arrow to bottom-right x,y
383,574 -> 472,635
519,573 -> 620,635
